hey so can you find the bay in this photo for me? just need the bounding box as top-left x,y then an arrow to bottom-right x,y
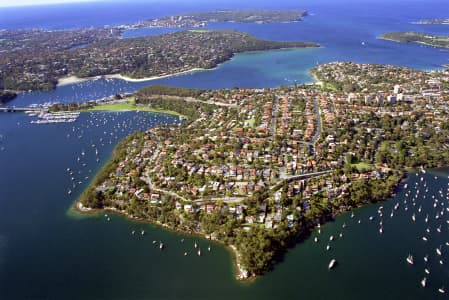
1,0 -> 449,299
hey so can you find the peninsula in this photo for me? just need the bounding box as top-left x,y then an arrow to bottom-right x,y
379,31 -> 449,49
0,29 -> 318,92
77,63 -> 449,280
121,9 -> 308,29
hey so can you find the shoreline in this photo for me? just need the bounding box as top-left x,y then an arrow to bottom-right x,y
378,36 -> 449,50
73,201 -> 252,281
72,169 -> 404,282
56,68 -> 210,87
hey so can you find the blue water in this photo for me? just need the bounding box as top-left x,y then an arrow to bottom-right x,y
3,0 -> 449,109
1,1 -> 449,299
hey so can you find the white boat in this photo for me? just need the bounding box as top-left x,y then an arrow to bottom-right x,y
197,249 -> 201,256
379,227 -> 383,234
421,277 -> 427,288
159,242 -> 164,250
424,255 -> 428,263
412,214 -> 415,222
328,259 -> 337,270
194,242 -> 197,248
314,237 -> 319,242
406,254 -> 414,265
184,252 -> 188,256
424,268 -> 430,274
329,235 -> 334,241
438,287 -> 445,294
436,247 -> 442,256
326,245 -> 331,251
208,246 -> 211,252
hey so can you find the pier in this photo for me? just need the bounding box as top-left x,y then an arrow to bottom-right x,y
0,107 -> 47,113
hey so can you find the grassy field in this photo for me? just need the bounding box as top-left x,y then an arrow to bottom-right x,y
188,29 -> 211,33
86,99 -> 183,117
352,162 -> 373,172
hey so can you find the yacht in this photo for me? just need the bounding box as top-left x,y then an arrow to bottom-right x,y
438,287 -> 445,294
421,277 -> 427,288
328,259 -> 337,270
406,254 -> 414,265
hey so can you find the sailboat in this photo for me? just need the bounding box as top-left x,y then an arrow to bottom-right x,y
328,259 -> 337,270
421,277 -> 427,288
406,254 -> 414,265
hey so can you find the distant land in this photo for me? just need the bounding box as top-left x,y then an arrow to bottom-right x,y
379,31 -> 449,49
413,18 -> 449,25
0,29 -> 318,92
119,9 -> 308,29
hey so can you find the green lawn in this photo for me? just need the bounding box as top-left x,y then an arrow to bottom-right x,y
188,29 -> 211,33
352,162 -> 373,172
86,99 -> 183,117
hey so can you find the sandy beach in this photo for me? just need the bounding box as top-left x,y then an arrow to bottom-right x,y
57,68 -> 209,87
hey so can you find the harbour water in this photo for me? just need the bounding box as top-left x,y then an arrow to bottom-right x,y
1,0 -> 449,299
2,111 -> 449,299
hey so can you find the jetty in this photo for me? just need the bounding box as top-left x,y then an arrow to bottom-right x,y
0,107 -> 46,113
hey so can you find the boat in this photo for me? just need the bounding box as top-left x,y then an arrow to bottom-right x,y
422,236 -> 428,242
406,254 -> 414,265
424,255 -> 428,263
329,235 -> 334,241
141,230 -> 145,236
184,252 -> 188,256
421,277 -> 427,288
436,247 -> 442,256
159,242 -> 164,250
194,242 -> 197,248
412,214 -> 415,222
197,249 -> 201,256
328,259 -> 337,270
326,245 -> 331,251
314,237 -> 319,242
379,227 -> 383,234
208,246 -> 211,252
424,268 -> 430,274
438,287 -> 445,294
